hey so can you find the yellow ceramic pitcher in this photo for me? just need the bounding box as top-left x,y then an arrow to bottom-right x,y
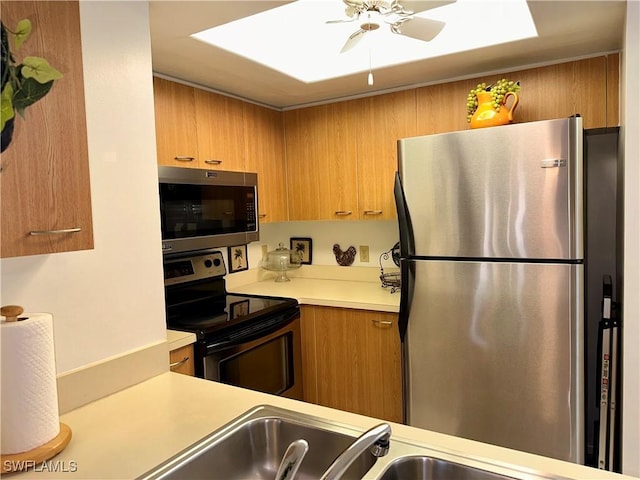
470,91 -> 519,129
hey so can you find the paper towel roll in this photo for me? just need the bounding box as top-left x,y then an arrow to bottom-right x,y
1,313 -> 60,454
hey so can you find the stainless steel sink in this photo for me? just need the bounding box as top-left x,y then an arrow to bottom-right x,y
139,405 -> 555,480
378,455 -> 517,480
137,405 -> 378,480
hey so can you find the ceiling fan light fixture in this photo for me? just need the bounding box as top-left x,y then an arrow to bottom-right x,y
361,10 -> 383,29
191,0 -> 538,84
332,0 -> 452,55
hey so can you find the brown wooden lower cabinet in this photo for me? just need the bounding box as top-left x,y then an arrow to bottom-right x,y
300,305 -> 403,423
169,344 -> 195,376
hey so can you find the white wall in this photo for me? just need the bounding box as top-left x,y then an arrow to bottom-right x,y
247,220 -> 400,269
622,1 -> 640,476
0,1 -> 166,374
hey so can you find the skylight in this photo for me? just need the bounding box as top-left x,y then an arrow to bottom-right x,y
192,0 -> 538,84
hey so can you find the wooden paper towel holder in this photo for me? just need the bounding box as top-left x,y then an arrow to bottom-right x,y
0,304 -> 24,322
1,306 -> 72,473
0,423 -> 72,473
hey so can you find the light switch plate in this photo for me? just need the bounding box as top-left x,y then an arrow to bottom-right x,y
359,245 -> 370,263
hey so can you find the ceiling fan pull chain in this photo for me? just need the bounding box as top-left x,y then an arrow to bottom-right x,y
368,43 -> 374,86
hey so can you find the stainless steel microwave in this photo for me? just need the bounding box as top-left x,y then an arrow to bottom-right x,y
158,166 -> 259,255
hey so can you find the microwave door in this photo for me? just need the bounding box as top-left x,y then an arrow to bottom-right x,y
158,166 -> 259,254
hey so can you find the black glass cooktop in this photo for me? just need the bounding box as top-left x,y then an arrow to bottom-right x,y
166,293 -> 298,339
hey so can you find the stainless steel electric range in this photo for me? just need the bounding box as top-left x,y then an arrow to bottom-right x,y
163,250 -> 302,400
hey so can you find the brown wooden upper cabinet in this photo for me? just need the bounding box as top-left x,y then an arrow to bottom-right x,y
243,103 -> 288,223
152,77 -> 246,171
153,77 -> 199,168
285,103 -> 359,221
152,77 -> 288,223
285,55 -> 618,223
1,0 -> 94,258
355,91 -> 417,221
152,54 -> 619,225
285,91 -> 416,222
194,88 -> 245,171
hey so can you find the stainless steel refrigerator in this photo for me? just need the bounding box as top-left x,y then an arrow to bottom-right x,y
394,116 -> 584,463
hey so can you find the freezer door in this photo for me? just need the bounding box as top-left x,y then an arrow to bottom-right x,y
397,117 -> 583,260
404,260 -> 584,463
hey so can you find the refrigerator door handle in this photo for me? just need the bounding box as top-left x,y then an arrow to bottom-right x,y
541,158 -> 567,168
397,259 -> 414,342
394,171 -> 415,342
394,172 -> 414,258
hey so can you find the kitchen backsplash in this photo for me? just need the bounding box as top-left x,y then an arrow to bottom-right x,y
245,220 -> 399,271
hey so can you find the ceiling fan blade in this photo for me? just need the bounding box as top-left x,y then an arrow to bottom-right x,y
340,29 -> 365,53
344,0 -> 365,7
326,17 -> 357,24
394,16 -> 445,42
397,0 -> 456,14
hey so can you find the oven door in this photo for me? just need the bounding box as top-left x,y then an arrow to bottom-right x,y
200,308 -> 302,400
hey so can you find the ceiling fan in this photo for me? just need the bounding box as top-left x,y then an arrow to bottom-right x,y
327,0 -> 455,53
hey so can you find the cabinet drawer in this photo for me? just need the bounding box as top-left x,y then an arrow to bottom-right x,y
169,344 -> 195,376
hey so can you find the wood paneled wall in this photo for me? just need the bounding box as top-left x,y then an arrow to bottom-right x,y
414,54 -> 620,135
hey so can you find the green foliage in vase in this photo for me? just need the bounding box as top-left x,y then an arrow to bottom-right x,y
466,79 -> 521,123
1,19 -> 63,152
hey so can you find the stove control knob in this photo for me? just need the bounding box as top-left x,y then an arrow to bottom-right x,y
204,259 -> 213,268
213,258 -> 221,267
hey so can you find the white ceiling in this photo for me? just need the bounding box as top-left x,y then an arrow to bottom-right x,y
149,0 -> 627,109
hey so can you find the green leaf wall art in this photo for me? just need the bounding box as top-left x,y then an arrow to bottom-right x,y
1,19 -> 63,153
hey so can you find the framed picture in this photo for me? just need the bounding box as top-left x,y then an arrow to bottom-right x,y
230,299 -> 250,319
290,237 -> 312,265
228,244 -> 248,273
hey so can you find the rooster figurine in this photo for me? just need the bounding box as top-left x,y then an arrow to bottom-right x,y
333,244 -> 357,266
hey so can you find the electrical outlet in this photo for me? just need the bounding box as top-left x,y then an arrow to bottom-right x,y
359,245 -> 370,263
261,244 -> 268,258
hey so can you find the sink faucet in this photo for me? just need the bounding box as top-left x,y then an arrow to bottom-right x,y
320,423 -> 391,480
275,439 -> 309,480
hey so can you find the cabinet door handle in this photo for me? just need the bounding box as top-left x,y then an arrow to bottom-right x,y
258,213 -> 268,218
170,357 -> 190,369
174,156 -> 195,162
204,159 -> 223,165
364,210 -> 383,215
334,210 -> 352,216
371,319 -> 393,327
29,227 -> 81,236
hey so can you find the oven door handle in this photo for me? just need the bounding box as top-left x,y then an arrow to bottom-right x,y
205,309 -> 299,353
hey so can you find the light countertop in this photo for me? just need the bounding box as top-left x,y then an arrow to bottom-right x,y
225,266 -> 400,312
9,373 -> 636,480
165,267 -> 397,353
166,330 -> 196,351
